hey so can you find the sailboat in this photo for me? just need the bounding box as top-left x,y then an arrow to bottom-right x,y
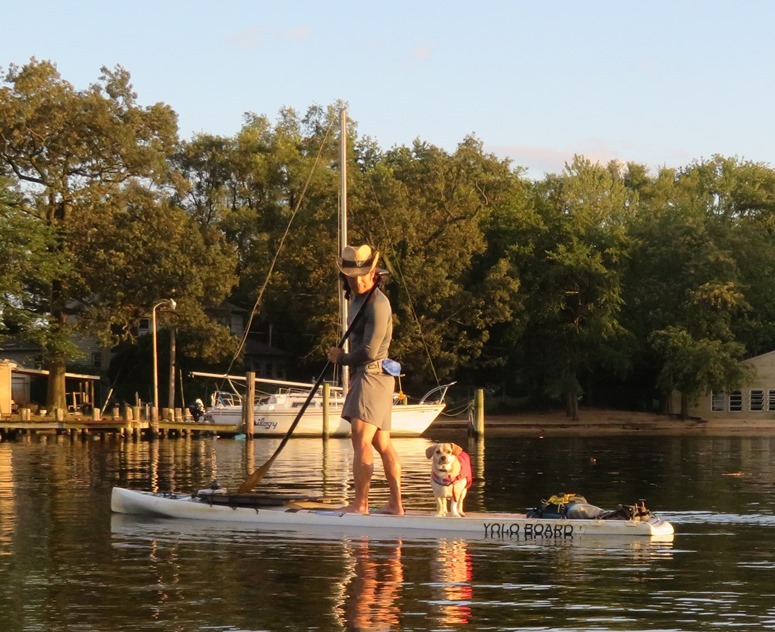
191,109 -> 453,437
189,371 -> 452,437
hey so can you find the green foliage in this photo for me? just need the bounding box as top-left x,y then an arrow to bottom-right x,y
649,326 -> 750,403
620,156 -> 775,411
349,135 -> 523,388
5,57 -> 775,414
0,59 -> 237,407
0,177 -> 64,337
515,157 -> 634,415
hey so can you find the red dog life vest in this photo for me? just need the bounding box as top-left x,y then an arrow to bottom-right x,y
432,451 -> 473,501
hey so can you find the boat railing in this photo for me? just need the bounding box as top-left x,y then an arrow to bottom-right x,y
254,386 -> 346,409
212,391 -> 242,408
212,384 -> 350,410
418,381 -> 457,405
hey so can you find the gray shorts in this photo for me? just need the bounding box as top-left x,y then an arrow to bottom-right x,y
342,363 -> 394,430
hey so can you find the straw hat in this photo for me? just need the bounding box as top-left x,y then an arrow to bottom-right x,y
337,244 -> 380,277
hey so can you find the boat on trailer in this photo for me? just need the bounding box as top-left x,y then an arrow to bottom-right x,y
110,487 -> 675,540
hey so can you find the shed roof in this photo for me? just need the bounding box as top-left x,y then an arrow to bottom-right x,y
12,367 -> 101,381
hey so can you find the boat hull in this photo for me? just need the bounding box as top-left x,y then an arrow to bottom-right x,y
111,487 -> 675,539
207,403 -> 445,437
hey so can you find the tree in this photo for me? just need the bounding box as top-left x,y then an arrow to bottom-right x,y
176,107 -> 524,391
692,156 -> 775,356
649,326 -> 750,417
0,59 -> 238,409
0,176 -> 62,336
520,157 -> 634,419
356,135 -> 522,389
176,105 -> 345,378
621,157 -> 760,415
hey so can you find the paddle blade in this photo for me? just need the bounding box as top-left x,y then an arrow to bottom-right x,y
237,457 -> 275,493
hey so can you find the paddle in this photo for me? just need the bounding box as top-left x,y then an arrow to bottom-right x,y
236,280 -> 381,493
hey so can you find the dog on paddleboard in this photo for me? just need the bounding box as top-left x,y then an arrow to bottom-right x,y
426,443 -> 473,517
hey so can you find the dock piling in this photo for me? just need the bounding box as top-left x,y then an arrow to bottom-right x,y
322,383 -> 330,440
243,371 -> 255,437
469,388 -> 485,437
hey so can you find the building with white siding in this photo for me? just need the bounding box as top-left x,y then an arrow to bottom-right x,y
674,350 -> 775,421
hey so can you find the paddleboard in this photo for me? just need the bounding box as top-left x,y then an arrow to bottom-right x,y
111,487 -> 675,540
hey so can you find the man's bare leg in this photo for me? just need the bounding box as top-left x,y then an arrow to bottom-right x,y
372,429 -> 404,515
340,418 -> 377,514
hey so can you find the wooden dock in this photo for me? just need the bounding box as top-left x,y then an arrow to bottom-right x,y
0,414 -> 240,441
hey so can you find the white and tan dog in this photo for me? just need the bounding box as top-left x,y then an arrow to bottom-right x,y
426,443 -> 472,517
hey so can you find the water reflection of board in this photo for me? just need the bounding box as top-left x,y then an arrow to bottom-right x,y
111,487 -> 675,539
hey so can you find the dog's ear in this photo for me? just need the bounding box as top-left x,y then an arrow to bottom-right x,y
425,445 -> 438,459
451,443 -> 463,456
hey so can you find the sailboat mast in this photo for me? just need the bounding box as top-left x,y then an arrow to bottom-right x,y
339,107 -> 350,393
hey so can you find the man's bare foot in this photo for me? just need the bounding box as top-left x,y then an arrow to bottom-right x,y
376,503 -> 405,516
338,503 -> 368,514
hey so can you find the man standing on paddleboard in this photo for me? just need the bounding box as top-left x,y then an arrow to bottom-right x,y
327,244 -> 404,516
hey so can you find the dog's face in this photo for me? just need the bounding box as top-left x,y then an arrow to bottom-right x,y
426,442 -> 463,474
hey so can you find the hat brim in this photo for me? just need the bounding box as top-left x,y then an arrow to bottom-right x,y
337,251 -> 380,277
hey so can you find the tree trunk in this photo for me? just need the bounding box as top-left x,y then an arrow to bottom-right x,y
46,300 -> 69,411
46,352 -> 68,411
565,390 -> 579,420
680,392 -> 689,419
564,365 -> 580,421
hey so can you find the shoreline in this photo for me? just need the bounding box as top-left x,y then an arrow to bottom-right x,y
4,407 -> 774,440
429,407 -> 775,437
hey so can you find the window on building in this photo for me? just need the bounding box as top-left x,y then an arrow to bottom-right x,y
750,389 -> 764,411
92,352 -> 102,369
711,392 -> 725,412
729,391 -> 743,412
230,313 -> 244,337
768,390 -> 775,411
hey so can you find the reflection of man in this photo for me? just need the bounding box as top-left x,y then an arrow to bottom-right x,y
431,538 -> 473,625
337,538 -> 403,629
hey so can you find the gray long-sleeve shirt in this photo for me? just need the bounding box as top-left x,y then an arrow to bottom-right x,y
339,288 -> 392,367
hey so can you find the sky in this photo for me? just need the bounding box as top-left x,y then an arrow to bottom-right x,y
2,1 -> 775,179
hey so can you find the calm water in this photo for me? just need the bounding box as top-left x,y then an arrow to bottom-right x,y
2,429 -> 775,631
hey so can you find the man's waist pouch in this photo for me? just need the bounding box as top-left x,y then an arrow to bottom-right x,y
356,359 -> 401,376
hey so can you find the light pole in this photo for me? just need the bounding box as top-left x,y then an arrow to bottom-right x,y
152,298 -> 177,422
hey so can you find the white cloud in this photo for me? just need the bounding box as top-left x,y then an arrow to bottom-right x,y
286,27 -> 311,40
487,144 -> 574,177
412,46 -> 432,60
228,25 -> 310,50
488,139 -> 698,180
228,27 -> 265,49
